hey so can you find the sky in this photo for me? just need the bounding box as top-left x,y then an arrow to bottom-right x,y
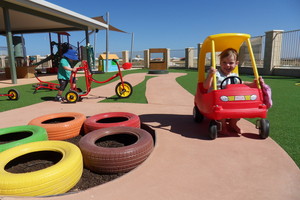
1,0 -> 300,57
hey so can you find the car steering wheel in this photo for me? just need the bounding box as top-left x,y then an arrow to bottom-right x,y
220,76 -> 242,89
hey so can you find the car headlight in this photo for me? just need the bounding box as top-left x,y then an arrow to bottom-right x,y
250,95 -> 257,100
220,96 -> 229,101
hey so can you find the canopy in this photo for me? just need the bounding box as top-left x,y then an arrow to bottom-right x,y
0,0 -> 108,34
0,0 -> 109,84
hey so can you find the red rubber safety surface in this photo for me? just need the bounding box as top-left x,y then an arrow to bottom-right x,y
83,112 -> 140,134
78,126 -> 154,174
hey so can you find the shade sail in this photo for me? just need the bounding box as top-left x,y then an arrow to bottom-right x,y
0,0 -> 108,34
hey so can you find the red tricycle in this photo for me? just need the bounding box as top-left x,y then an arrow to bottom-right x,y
64,59 -> 133,103
0,89 -> 19,100
193,33 -> 269,139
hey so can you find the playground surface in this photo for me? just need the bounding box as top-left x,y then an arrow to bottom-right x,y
0,72 -> 299,200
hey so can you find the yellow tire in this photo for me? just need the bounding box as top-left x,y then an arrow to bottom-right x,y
0,141 -> 83,196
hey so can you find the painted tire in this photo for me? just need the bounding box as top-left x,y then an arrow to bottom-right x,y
28,112 -> 86,140
0,125 -> 48,152
84,112 -> 140,134
0,141 -> 83,196
79,126 -> 154,173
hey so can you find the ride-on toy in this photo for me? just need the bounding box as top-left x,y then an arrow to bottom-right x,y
65,59 -> 133,103
193,33 -> 269,139
0,89 -> 19,100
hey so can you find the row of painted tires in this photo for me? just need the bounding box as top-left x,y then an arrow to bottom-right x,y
27,111 -> 141,140
0,112 -> 154,196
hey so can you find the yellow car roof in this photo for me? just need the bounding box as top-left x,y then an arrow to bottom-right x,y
201,33 -> 250,53
198,33 -> 251,82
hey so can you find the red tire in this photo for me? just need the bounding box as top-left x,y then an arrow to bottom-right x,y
84,112 -> 140,134
78,126 -> 154,174
28,112 -> 86,140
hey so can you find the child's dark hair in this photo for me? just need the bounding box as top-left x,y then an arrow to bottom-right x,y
219,48 -> 239,61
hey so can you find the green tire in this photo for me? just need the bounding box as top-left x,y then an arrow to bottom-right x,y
0,125 -> 48,152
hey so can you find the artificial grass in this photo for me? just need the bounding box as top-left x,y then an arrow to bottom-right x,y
100,75 -> 156,104
175,70 -> 300,168
0,69 -> 146,112
1,68 -> 299,168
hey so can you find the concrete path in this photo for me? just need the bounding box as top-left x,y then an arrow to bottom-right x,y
1,72 -> 299,200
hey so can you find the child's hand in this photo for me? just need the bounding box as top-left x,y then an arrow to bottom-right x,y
208,67 -> 217,76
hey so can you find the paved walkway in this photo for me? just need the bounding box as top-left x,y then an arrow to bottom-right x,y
1,73 -> 299,200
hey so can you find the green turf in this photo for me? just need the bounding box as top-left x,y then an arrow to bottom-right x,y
100,75 -> 156,104
175,70 -> 300,168
1,68 -> 299,168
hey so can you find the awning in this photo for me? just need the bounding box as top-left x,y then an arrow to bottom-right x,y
0,0 -> 109,84
0,0 -> 108,34
93,16 -> 127,33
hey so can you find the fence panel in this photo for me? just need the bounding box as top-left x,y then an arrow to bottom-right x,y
239,35 -> 265,68
169,49 -> 185,68
279,29 -> 300,67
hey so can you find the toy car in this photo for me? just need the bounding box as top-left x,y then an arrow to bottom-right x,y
193,33 -> 269,139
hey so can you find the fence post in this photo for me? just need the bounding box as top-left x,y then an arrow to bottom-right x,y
263,30 -> 284,74
197,43 -> 202,70
144,49 -> 149,68
122,50 -> 129,63
185,47 -> 194,68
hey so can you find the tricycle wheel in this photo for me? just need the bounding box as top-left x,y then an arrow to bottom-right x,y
257,119 -> 270,139
8,89 -> 19,100
209,120 -> 218,140
193,106 -> 204,123
65,91 -> 79,103
115,81 -> 133,98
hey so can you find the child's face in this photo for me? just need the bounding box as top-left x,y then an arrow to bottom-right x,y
220,55 -> 239,76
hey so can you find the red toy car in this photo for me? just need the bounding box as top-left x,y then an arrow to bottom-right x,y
193,33 -> 269,139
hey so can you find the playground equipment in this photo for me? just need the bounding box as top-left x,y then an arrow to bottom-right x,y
0,89 -> 19,100
65,59 -> 133,103
32,32 -> 75,93
193,33 -> 270,139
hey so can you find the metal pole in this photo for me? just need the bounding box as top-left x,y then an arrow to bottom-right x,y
106,12 -> 109,72
130,32 -> 134,63
3,8 -> 17,84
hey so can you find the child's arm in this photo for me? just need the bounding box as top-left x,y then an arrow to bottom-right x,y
203,67 -> 217,89
243,76 -> 263,88
63,66 -> 76,72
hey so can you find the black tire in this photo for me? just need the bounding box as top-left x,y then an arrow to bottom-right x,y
0,125 -> 48,152
8,89 -> 19,100
65,90 -> 79,103
209,120 -> 218,140
193,106 -> 204,123
259,119 -> 270,139
115,81 -> 133,98
79,126 -> 154,173
84,112 -> 140,134
148,70 -> 169,74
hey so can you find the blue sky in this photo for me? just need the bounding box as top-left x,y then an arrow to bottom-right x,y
1,0 -> 300,56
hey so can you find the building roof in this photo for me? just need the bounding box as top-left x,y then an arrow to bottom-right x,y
0,0 -> 108,34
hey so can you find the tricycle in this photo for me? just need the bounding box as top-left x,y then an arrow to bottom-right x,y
65,59 -> 133,103
0,89 -> 19,100
193,33 -> 270,139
